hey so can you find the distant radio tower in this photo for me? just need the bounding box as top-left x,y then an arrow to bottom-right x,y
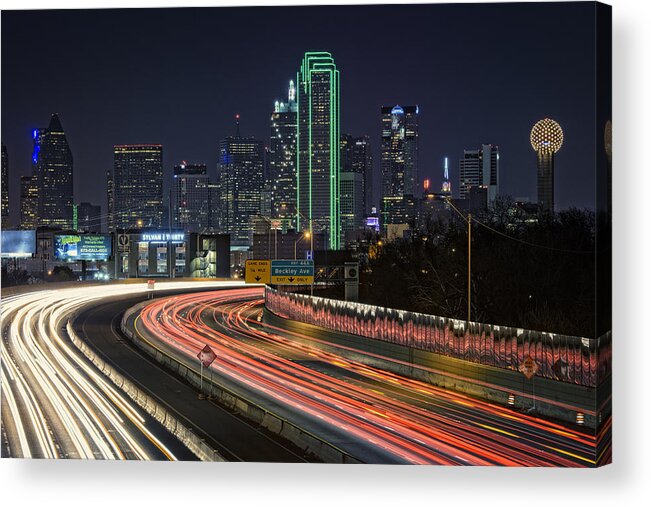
530,118 -> 563,212
441,156 -> 451,194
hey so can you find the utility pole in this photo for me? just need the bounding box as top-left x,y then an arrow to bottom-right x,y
467,212 -> 471,322
169,188 -> 173,279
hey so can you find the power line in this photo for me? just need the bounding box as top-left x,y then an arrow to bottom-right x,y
444,197 -> 592,255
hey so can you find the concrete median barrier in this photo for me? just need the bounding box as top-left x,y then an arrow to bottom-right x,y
66,319 -> 225,462
119,301 -> 362,464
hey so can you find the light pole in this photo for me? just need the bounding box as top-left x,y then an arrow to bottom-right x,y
260,215 -> 278,259
444,197 -> 472,322
467,213 -> 471,322
296,209 -> 314,296
294,231 -> 310,260
295,209 -> 313,255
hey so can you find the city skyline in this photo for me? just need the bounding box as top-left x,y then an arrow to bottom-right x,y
1,3 -> 600,227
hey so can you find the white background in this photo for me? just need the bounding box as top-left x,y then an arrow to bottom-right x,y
1,0 -> 649,505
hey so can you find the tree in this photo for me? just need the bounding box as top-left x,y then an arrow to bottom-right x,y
50,265 -> 76,282
363,203 -> 597,337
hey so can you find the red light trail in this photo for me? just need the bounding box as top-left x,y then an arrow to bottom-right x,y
135,288 -> 607,466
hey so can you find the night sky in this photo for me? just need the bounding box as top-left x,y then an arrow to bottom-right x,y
2,2 -> 599,227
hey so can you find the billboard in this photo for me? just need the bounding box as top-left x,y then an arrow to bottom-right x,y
54,235 -> 112,261
0,230 -> 36,258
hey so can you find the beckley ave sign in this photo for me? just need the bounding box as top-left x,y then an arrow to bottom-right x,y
271,259 -> 314,285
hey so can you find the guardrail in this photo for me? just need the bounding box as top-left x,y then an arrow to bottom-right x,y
265,286 -> 611,388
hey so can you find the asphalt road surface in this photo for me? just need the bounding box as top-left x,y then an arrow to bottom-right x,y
131,287 -> 605,466
2,281 -> 307,462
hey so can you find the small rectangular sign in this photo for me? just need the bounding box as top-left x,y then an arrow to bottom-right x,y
245,260 -> 271,284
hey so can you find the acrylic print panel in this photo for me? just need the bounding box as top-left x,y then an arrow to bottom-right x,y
0,1 -> 611,466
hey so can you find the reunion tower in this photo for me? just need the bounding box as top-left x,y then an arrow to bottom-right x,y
530,118 -> 563,212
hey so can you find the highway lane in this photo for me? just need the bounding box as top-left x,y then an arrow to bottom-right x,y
134,288 -> 604,466
0,281 -> 241,460
73,296 -> 312,463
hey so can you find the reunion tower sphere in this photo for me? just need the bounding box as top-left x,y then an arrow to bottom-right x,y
530,118 -> 564,154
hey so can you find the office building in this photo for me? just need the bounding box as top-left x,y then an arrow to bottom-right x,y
219,118 -> 265,246
341,134 -> 373,215
340,171 -> 364,241
458,144 -> 499,203
172,162 -> 213,233
380,105 -> 419,232
112,145 -> 164,229
270,80 -> 298,231
20,175 -> 39,230
296,52 -> 341,249
32,114 -> 74,228
112,229 -> 230,279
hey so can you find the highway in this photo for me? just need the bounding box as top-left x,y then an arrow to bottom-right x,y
133,287 -> 605,466
1,281 -> 243,460
72,296 -> 313,463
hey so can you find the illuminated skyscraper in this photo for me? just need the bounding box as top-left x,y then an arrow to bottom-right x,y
1,144 -> 8,228
112,144 -> 164,229
340,171 -> 364,239
381,105 -> 419,232
459,144 -> 499,204
33,114 -> 74,228
172,162 -> 213,233
296,52 -> 340,250
270,81 -> 298,231
219,117 -> 265,246
341,134 -> 373,215
530,118 -> 563,212
20,175 -> 38,230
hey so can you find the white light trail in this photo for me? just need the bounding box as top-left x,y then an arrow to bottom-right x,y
1,280 -> 243,459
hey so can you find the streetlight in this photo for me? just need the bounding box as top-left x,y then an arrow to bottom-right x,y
294,231 -> 310,260
296,209 -> 315,296
295,209 -> 313,259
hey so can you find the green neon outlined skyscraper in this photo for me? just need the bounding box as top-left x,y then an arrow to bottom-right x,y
296,52 -> 341,250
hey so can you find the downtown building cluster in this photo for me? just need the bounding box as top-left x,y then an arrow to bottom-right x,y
2,51 -> 566,276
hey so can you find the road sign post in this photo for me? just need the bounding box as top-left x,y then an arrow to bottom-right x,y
147,279 -> 155,299
518,356 -> 539,412
197,345 -> 217,399
344,262 -> 359,302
